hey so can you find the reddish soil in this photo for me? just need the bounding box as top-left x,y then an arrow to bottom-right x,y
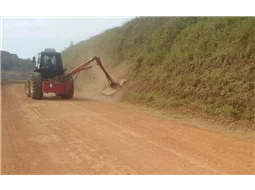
1,84 -> 254,174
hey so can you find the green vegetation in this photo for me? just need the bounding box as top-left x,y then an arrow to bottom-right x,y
62,17 -> 255,121
1,51 -> 34,71
1,50 -> 35,81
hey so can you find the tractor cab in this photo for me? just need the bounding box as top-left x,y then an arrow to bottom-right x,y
34,48 -> 64,79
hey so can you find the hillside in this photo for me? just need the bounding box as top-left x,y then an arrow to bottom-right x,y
62,17 -> 255,121
1,50 -> 35,82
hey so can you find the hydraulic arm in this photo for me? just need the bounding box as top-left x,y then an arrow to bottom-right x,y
66,56 -> 118,87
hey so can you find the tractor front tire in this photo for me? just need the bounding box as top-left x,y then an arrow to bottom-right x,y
25,78 -> 31,97
30,72 -> 43,99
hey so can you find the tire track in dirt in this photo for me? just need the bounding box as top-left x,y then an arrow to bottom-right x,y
1,84 -> 254,174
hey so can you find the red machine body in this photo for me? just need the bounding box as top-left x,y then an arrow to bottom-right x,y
42,79 -> 71,94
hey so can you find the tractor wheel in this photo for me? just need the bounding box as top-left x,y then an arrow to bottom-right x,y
25,78 -> 31,97
30,72 -> 43,99
61,76 -> 74,99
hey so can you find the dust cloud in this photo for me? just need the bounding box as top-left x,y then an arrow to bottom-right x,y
74,62 -> 129,103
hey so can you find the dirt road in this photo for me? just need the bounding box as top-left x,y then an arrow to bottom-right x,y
1,84 -> 254,174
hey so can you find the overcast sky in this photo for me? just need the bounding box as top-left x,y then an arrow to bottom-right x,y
1,17 -> 133,59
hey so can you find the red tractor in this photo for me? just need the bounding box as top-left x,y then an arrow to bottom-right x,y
25,48 -> 120,99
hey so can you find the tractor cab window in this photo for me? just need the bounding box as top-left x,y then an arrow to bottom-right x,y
37,53 -> 64,76
42,55 -> 57,69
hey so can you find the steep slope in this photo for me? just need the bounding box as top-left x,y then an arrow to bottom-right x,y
62,17 -> 255,121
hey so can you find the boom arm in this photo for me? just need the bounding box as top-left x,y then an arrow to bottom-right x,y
66,56 -> 118,87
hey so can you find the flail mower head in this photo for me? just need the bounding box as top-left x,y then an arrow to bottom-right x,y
102,79 -> 127,96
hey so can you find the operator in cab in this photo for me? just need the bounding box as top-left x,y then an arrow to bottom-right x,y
46,58 -> 55,69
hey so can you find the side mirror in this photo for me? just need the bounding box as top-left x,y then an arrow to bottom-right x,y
32,56 -> 36,63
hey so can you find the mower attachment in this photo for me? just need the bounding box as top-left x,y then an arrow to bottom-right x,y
102,79 -> 127,96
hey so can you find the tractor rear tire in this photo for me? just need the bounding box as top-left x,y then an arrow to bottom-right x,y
30,72 -> 43,99
61,76 -> 74,99
25,78 -> 31,97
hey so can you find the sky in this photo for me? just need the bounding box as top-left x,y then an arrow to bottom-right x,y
1,17 -> 134,59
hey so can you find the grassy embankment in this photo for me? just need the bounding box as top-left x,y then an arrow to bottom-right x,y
62,17 -> 255,122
